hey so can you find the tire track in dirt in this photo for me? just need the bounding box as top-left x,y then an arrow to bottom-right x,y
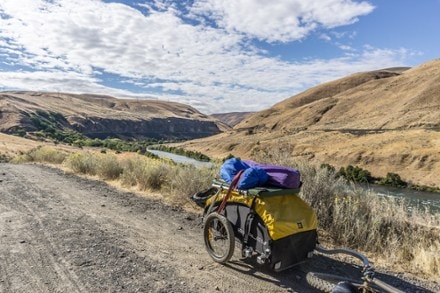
0,168 -> 86,292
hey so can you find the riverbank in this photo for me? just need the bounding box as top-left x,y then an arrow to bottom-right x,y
145,148 -> 440,213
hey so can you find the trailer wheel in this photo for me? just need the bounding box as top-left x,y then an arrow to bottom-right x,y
203,212 -> 235,263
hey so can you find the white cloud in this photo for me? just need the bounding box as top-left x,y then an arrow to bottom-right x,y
0,0 -> 411,114
190,0 -> 374,42
319,34 -> 332,42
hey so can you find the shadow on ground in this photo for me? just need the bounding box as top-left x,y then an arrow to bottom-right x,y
223,253 -> 435,292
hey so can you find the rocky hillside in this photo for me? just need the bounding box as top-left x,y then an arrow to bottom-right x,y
0,92 -> 229,140
211,112 -> 254,127
177,60 -> 440,188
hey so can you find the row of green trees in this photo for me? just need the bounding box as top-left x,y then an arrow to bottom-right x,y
320,163 -> 407,188
150,145 -> 211,162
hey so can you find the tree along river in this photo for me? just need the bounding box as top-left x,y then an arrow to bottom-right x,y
147,149 -> 214,168
147,149 -> 439,213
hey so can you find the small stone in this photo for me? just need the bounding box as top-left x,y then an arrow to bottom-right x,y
177,226 -> 183,231
198,266 -> 204,270
215,286 -> 220,291
101,204 -> 106,207
19,240 -> 26,244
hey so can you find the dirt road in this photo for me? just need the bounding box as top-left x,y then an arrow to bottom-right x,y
0,164 -> 437,292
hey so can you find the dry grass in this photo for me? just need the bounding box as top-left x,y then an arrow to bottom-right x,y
0,133 -> 43,155
12,146 -> 68,164
8,144 -> 439,278
11,146 -> 216,205
120,157 -> 172,191
251,148 -> 440,278
64,152 -> 98,175
177,128 -> 440,188
163,164 -> 218,205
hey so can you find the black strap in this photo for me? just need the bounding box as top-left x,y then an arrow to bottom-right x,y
243,196 -> 257,246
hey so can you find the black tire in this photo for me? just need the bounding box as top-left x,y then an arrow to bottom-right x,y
203,212 -> 235,263
191,187 -> 218,208
306,272 -> 366,293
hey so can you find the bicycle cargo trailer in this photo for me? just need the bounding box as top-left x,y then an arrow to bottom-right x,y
197,180 -> 318,271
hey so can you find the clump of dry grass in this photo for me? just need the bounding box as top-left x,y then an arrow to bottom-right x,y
11,146 -> 68,164
120,156 -> 171,190
163,164 -> 217,204
95,154 -> 123,180
0,152 -> 12,163
120,155 -> 217,200
252,147 -> 440,278
64,152 -> 98,175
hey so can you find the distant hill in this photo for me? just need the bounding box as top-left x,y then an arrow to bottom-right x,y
211,112 -> 254,127
176,60 -> 440,188
0,92 -> 229,140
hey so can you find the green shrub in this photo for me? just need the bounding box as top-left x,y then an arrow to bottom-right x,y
379,172 -> 407,187
222,153 -> 235,162
337,165 -> 373,183
150,145 -> 211,162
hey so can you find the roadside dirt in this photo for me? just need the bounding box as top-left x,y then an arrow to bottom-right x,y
0,163 -> 438,292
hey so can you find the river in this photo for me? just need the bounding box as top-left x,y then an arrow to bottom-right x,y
364,184 -> 440,213
147,149 -> 439,213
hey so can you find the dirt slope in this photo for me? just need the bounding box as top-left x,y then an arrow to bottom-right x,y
1,164 -> 437,292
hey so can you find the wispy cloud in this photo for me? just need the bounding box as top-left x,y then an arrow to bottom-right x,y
190,0 -> 374,42
0,0 -> 412,113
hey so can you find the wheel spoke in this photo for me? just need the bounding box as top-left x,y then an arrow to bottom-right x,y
203,213 -> 235,263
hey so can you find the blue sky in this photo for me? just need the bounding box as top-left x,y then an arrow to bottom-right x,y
0,0 -> 439,114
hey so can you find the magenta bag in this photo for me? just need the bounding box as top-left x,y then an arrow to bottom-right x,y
243,160 -> 301,189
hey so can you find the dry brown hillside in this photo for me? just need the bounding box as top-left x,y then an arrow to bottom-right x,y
177,60 -> 440,188
0,91 -> 229,140
211,111 -> 254,127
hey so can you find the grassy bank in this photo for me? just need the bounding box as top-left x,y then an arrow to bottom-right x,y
10,146 -> 440,279
11,146 -> 217,206
251,149 -> 440,278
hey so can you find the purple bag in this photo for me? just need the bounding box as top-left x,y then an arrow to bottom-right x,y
244,160 -> 301,189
